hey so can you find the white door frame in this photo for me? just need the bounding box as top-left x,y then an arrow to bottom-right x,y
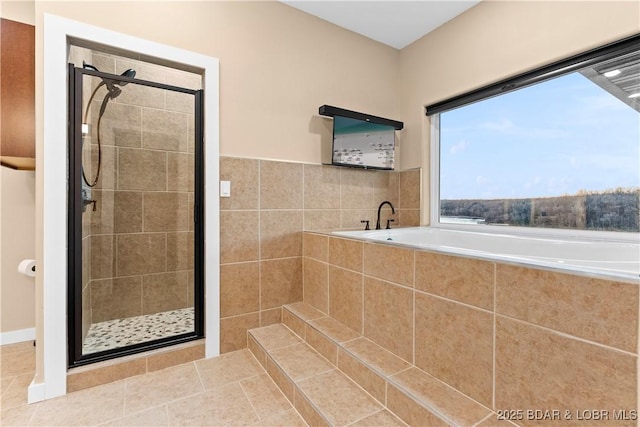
33,13 -> 219,402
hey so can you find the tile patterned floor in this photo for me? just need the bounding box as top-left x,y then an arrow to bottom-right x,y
0,341 -> 308,426
83,308 -> 195,354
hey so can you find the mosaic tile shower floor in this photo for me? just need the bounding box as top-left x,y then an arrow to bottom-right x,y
82,307 -> 194,354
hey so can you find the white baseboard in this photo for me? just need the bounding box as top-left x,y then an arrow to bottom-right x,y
28,379 -> 46,403
0,327 -> 36,345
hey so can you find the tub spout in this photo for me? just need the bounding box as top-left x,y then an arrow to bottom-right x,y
376,201 -> 395,230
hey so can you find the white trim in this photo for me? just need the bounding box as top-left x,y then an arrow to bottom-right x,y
429,113 -> 440,226
40,13 -> 70,401
0,328 -> 36,345
40,14 -> 219,401
27,379 -> 46,404
202,44 -> 221,361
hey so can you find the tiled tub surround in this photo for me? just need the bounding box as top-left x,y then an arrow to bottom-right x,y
70,47 -> 202,345
334,227 -> 640,280
219,156 -> 421,353
300,231 -> 639,426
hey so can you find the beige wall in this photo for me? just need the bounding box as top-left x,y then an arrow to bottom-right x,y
0,0 -> 35,25
0,169 -> 36,335
1,1 -> 36,337
35,1 -> 401,165
398,0 -> 640,222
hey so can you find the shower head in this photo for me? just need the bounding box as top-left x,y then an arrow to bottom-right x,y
82,62 -> 136,97
118,69 -> 136,86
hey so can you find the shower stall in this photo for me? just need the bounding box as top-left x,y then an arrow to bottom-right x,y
66,48 -> 204,366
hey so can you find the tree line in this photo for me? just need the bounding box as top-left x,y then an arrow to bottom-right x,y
441,188 -> 640,232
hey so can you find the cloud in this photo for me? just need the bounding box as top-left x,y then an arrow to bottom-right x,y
480,117 -> 567,139
449,140 -> 469,155
482,118 -> 516,133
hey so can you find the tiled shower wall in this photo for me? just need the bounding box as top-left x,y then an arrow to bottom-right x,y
70,47 -> 202,336
219,157 -> 420,353
302,232 -> 638,420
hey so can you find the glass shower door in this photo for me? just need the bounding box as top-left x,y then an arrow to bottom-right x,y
67,64 -> 204,366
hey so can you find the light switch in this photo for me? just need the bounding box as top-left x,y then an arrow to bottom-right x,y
220,180 -> 231,197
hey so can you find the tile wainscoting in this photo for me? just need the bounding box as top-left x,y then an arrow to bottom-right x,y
219,157 -> 421,353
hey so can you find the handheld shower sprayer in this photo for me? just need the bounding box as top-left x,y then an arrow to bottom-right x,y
81,62 -> 136,188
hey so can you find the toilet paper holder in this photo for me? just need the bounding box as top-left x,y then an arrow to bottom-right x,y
18,259 -> 36,277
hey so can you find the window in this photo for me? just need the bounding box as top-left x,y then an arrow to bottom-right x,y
428,35 -> 640,234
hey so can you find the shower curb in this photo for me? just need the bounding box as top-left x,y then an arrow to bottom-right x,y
248,302 -> 495,427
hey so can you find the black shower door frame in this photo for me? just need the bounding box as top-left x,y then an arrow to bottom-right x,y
67,64 -> 205,367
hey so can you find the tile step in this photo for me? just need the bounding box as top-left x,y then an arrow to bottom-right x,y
248,302 -> 501,427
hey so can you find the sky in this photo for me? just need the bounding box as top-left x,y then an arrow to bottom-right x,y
439,72 -> 640,200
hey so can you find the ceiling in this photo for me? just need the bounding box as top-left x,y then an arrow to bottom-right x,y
281,1 -> 481,50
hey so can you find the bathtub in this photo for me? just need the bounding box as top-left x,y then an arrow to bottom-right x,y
332,227 -> 640,282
